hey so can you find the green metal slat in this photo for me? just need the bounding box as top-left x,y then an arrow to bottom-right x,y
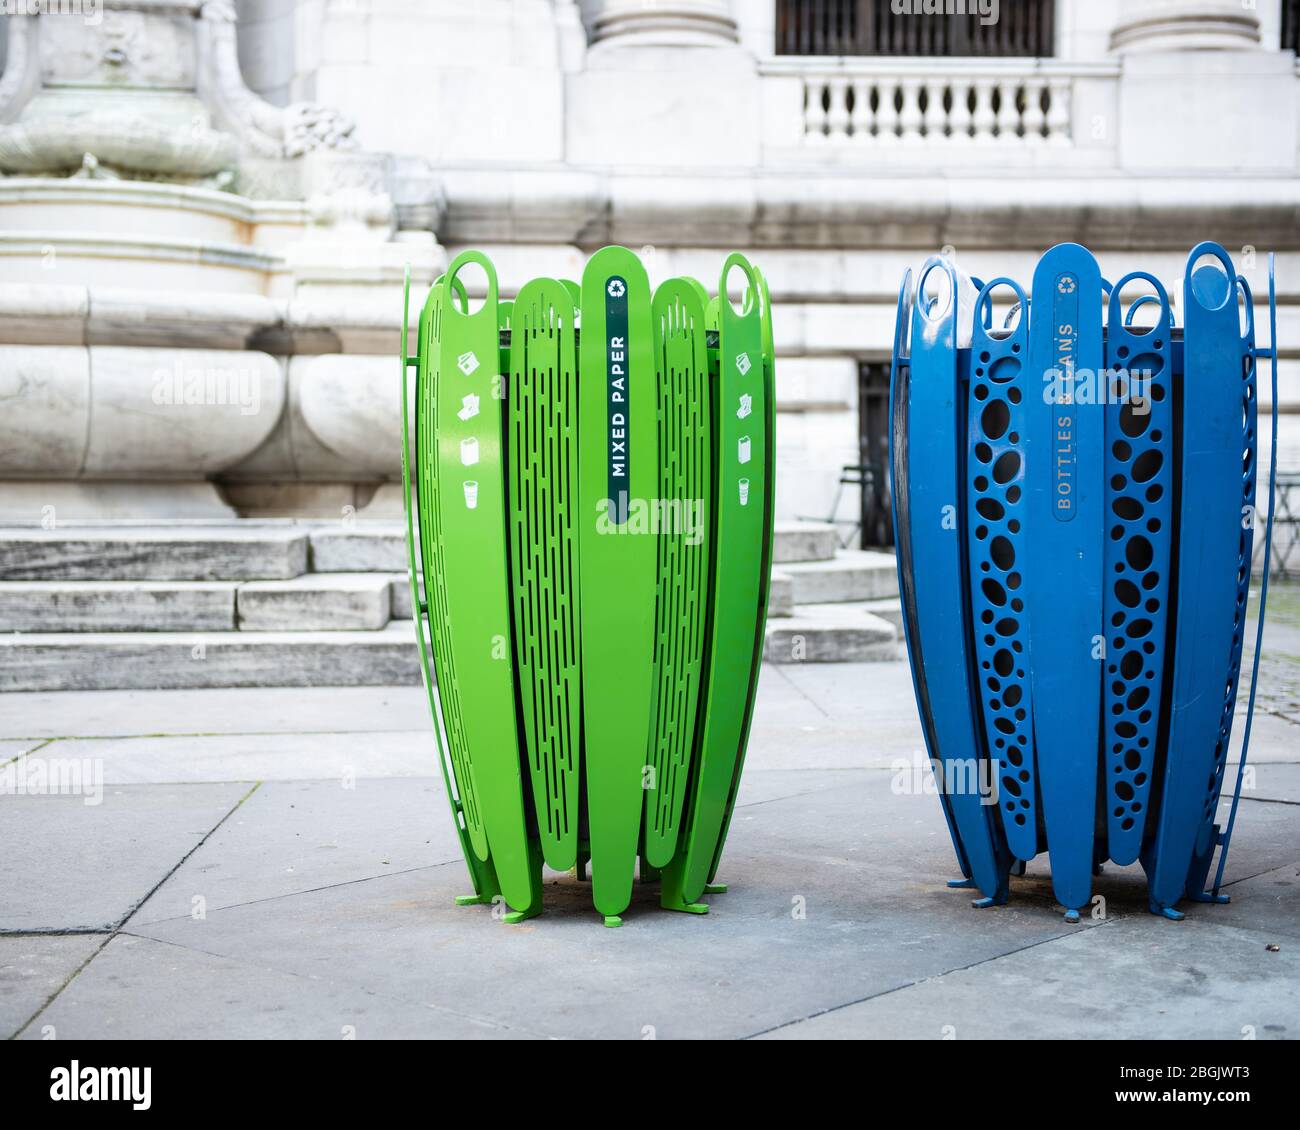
507,278 -> 582,873
664,253 -> 770,910
433,251 -> 542,922
644,278 -> 714,869
578,247 -> 659,927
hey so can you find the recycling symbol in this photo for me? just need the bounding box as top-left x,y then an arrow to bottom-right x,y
607,279 -> 626,298
1057,276 -> 1077,295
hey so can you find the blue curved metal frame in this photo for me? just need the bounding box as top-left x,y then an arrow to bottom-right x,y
888,242 -> 1278,921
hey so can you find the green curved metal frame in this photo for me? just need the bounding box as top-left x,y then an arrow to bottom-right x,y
401,248 -> 776,926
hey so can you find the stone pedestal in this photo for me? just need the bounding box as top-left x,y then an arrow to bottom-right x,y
1110,2 -> 1290,175
569,1 -> 758,170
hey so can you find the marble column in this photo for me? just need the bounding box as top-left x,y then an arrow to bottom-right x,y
1110,0 -> 1261,53
587,1 -> 739,49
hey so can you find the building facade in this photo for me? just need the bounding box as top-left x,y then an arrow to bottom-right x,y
1,0 -> 1296,543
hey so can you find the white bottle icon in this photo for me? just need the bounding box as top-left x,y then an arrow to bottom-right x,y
738,436 -> 752,465
463,481 -> 479,510
738,478 -> 750,507
460,436 -> 479,466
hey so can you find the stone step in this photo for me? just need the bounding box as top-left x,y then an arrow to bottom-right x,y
0,580 -> 237,632
764,603 -> 900,664
861,597 -> 903,633
0,622 -> 420,692
768,571 -> 794,618
236,573 -> 392,631
781,549 -> 898,605
772,521 -> 838,565
388,574 -> 414,619
0,526 -> 307,581
310,524 -> 407,572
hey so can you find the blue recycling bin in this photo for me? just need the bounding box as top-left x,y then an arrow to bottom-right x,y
889,242 -> 1279,921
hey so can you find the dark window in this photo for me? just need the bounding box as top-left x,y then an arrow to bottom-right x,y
776,0 -> 1055,57
858,361 -> 893,549
1284,1 -> 1300,54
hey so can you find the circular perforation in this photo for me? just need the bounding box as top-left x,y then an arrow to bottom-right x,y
1102,280 -> 1174,861
967,283 -> 1036,858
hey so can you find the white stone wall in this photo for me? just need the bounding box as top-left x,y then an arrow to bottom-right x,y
1,0 -> 1297,527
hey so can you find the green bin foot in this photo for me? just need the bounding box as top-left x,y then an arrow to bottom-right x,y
455,894 -> 493,906
661,895 -> 709,915
704,883 -> 728,895
602,915 -> 623,929
503,906 -> 542,925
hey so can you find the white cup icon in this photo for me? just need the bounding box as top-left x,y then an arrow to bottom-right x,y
738,436 -> 752,465
460,436 -> 480,466
738,478 -> 750,507
463,480 -> 479,510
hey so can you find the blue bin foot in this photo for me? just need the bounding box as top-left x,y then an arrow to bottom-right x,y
705,882 -> 728,895
455,893 -> 493,906
602,915 -> 624,929
1063,908 -> 1081,924
971,893 -> 1007,909
1011,860 -> 1027,877
1148,900 -> 1185,921
1187,890 -> 1230,905
502,906 -> 541,925
948,877 -> 977,889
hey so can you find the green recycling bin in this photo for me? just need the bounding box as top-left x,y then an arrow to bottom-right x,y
399,246 -> 775,927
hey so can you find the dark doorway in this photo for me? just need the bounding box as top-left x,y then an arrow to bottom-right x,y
858,360 -> 893,549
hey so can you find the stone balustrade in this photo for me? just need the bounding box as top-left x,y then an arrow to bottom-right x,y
763,58 -> 1120,159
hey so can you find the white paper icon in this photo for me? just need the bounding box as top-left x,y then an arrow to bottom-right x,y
736,352 -> 752,375
737,394 -> 753,420
458,394 -> 479,421
463,481 -> 479,510
460,436 -> 480,466
738,478 -> 750,507
457,351 -> 480,376
738,436 -> 752,464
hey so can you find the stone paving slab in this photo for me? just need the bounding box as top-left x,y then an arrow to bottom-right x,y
761,916 -> 1300,1040
15,934 -> 524,1041
130,778 -> 463,924
1196,862 -> 1300,941
45,731 -> 438,784
0,783 -> 250,932
0,934 -> 107,1040
2,663 -> 1297,1040
0,686 -> 430,739
118,774 -> 1101,1040
0,739 -> 43,762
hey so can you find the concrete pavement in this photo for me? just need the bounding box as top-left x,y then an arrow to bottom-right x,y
2,603 -> 1297,1039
